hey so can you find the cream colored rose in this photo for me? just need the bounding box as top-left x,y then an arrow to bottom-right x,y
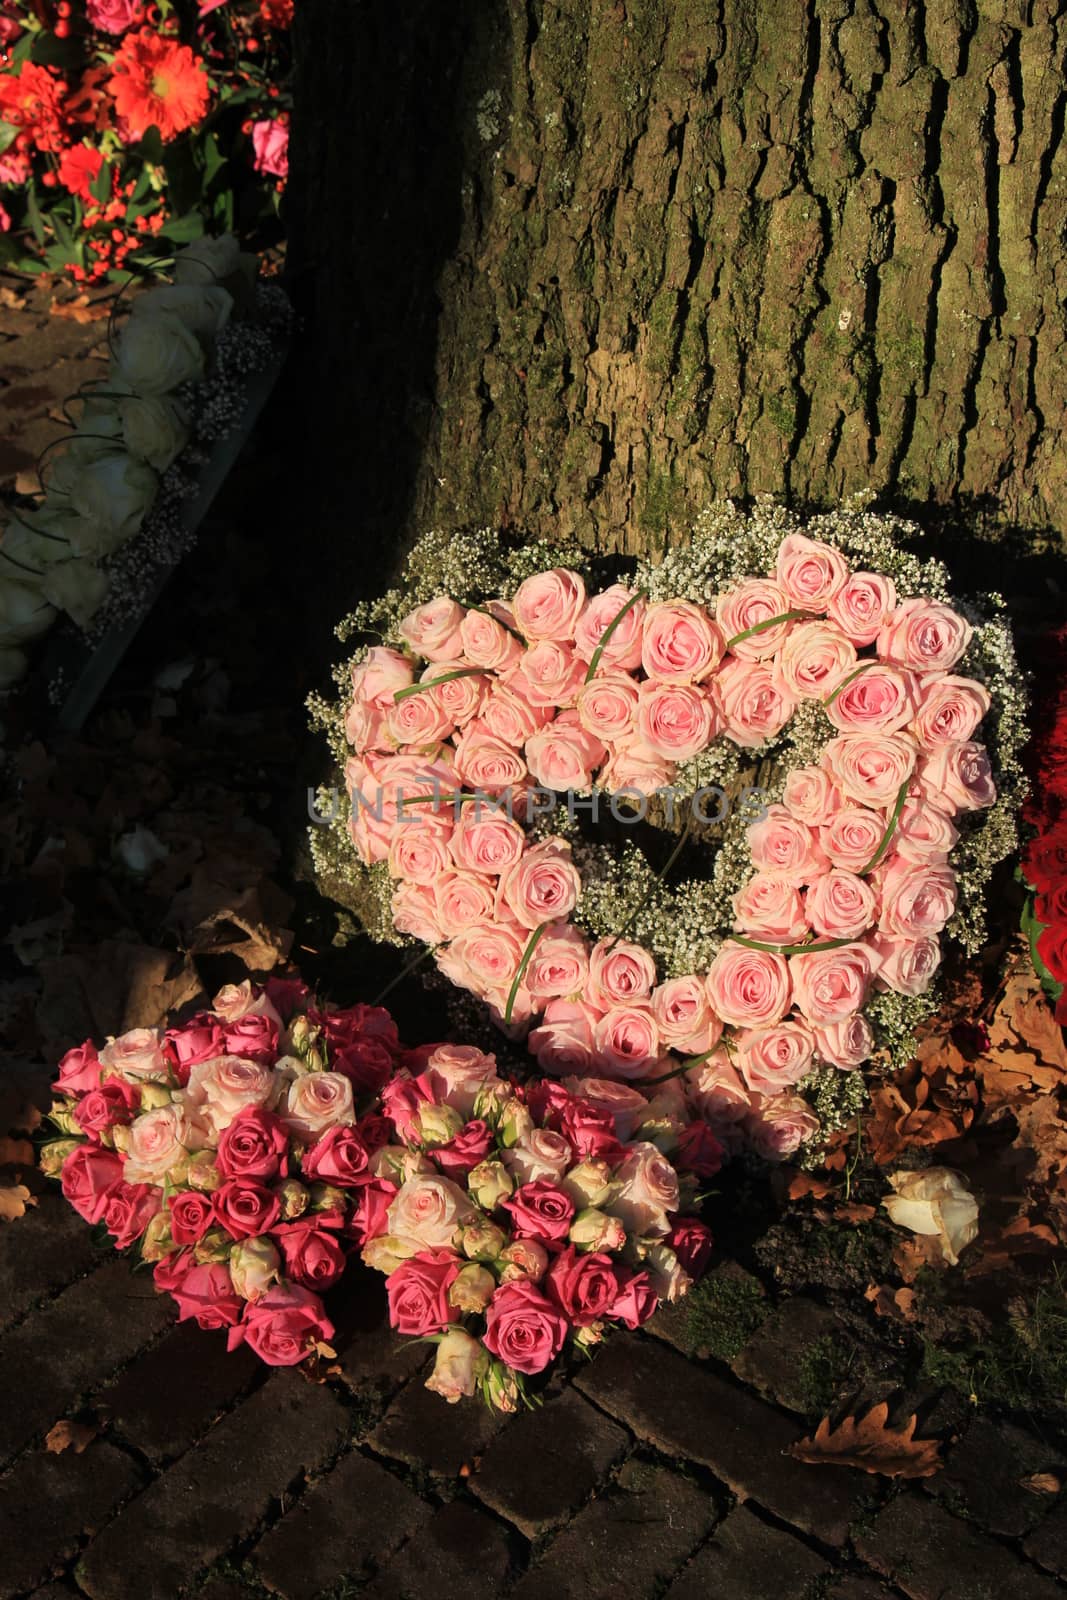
283,1071 -> 355,1140
644,1243 -> 693,1303
882,1168 -> 978,1265
606,1141 -> 680,1238
230,1237 -> 281,1300
67,452 -> 158,555
119,394 -> 191,471
387,1173 -> 477,1251
41,560 -> 109,629
425,1327 -> 489,1404
186,1055 -> 278,1132
98,1027 -> 168,1082
122,1104 -> 208,1185
502,1129 -> 573,1185
114,311 -> 204,396
173,233 -> 246,286
0,578 -> 56,646
131,284 -> 233,339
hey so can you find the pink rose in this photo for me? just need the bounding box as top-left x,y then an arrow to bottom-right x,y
599,739 -> 674,796
716,658 -> 798,749
228,1284 -> 334,1366
352,646 -> 415,707
86,0 -> 142,32
746,1095 -> 820,1160
685,1053 -> 752,1125
503,1129 -> 573,1185
173,1264 -> 244,1330
674,1121 -> 725,1177
385,681 -> 456,745
917,741 -> 996,813
894,799 -> 959,863
870,932 -> 941,996
789,943 -> 876,1025
433,869 -> 497,931
221,1012 -> 279,1063
283,1072 -> 355,1141
502,1179 -> 576,1243
436,1119 -> 495,1179
460,603 -> 524,670
775,532 -> 849,609
825,664 -> 917,735
123,1104 -> 207,1185
274,1218 -> 347,1291
349,1177 -> 398,1244
388,1173 -> 476,1250
166,1020 -> 226,1074
557,1100 -> 622,1163
877,860 -> 957,937
641,600 -> 722,682
575,584 -> 646,669
424,661 -> 487,726
499,838 -> 581,929
826,572 -> 897,645
666,1217 -> 714,1279
300,1125 -> 370,1186
636,681 -> 717,760
102,1181 -> 161,1249
525,716 -> 606,790
215,1106 -> 289,1181
98,1027 -> 167,1082
515,640 -> 586,708
705,944 -> 791,1027
733,874 -> 809,944
546,1246 -> 623,1326
499,1238 -> 550,1283
588,938 -> 657,1007
609,1269 -> 658,1327
592,1007 -> 660,1079
451,812 -> 525,875
560,1077 -> 650,1139
735,1022 -> 816,1094
609,1141 -> 680,1235
575,671 -> 639,743
747,805 -> 828,883
385,1249 -> 462,1335
423,1042 -> 500,1118
782,766 -> 843,828
716,578 -> 795,659
877,598 -> 973,673
529,1001 -> 600,1075
389,818 -> 455,886
778,622 -> 856,699
187,1054 -> 277,1133
482,1280 -> 568,1373
213,1180 -> 281,1240
512,568 -> 587,642
213,981 -> 283,1025
819,805 -> 886,872
525,923 -> 590,1001
822,732 -> 918,806
56,1040 -> 102,1095
398,598 -> 466,662
805,869 -> 877,940
392,881 -> 446,944
438,923 -> 525,1002
814,1014 -> 874,1068
153,1247 -> 194,1294
911,673 -> 991,747
452,724 -> 528,791
482,681 -> 552,745
72,1077 -> 139,1139
251,117 -> 289,180
651,975 -> 722,1054
168,1189 -> 215,1244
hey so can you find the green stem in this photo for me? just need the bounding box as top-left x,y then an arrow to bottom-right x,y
505,923 -> 550,1024
640,1044 -> 720,1087
729,933 -> 857,956
723,609 -> 810,651
373,943 -> 437,1005
584,589 -> 648,682
822,659 -> 879,707
393,667 -> 489,703
859,778 -> 910,875
467,602 -> 525,643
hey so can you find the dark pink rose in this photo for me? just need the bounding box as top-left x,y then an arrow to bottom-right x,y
385,1249 -> 462,1336
332,1036 -> 394,1095
559,1098 -> 624,1163
320,1002 -> 400,1054
216,1106 -> 289,1182
501,1181 -> 575,1245
301,1126 -> 370,1186
347,1177 -> 398,1244
222,1013 -> 279,1063
264,975 -> 310,1019
357,1114 -> 394,1155
483,1281 -> 568,1374
168,1190 -> 216,1244
610,1269 -> 658,1328
86,0 -> 143,33
165,1020 -> 225,1074
381,1073 -> 435,1142
172,1264 -> 243,1329
674,1122 -> 724,1177
103,1181 -> 162,1248
665,1218 -> 713,1280
227,1284 -> 334,1366
56,1040 -> 102,1095
213,1180 -> 281,1240
524,1080 -> 574,1126
434,1119 -> 494,1179
251,117 -> 289,180
273,1218 -> 347,1291
60,1144 -> 123,1224
546,1247 -> 623,1328
72,1077 -> 139,1139
152,1246 -> 194,1294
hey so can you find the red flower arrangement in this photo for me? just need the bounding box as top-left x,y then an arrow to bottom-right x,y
1020,622 -> 1067,1023
107,27 -> 210,140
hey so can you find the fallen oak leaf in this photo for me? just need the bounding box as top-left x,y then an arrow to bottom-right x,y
1020,1473 -> 1062,1496
45,1420 -> 99,1454
0,1183 -> 36,1221
864,1283 -> 918,1322
787,1401 -> 942,1478
834,1202 -> 877,1225
49,294 -> 111,324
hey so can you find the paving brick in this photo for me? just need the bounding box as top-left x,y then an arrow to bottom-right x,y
98,1321 -> 261,1462
77,1373 -> 348,1600
731,1297 -> 843,1414
510,1461 -> 718,1600
470,1386 -> 629,1536
664,1505 -> 827,1600
646,1261 -> 767,1361
826,1579 -> 898,1600
855,1490 -> 1064,1600
925,1417 -> 1066,1539
251,1447 -> 432,1599
575,1333 -> 866,1545
371,1371 -> 511,1478
196,1585 -> 254,1600
0,1261 -> 174,1466
0,1441 -> 142,1599
361,1500 -> 516,1600
1025,1499 -> 1067,1580
0,1191 -> 99,1336
330,1266 -> 430,1396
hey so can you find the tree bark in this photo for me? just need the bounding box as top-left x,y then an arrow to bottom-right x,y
290,0 -> 1067,572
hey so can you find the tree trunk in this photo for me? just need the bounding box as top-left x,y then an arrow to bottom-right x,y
290,0 -> 1067,575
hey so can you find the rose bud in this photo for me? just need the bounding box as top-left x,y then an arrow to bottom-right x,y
644,1242 -> 692,1303
561,1159 -> 616,1209
472,1083 -> 511,1123
194,1227 -> 234,1265
362,1233 -> 418,1275
498,1238 -> 549,1283
417,1103 -> 464,1147
467,1160 -> 514,1209
48,1102 -> 81,1136
307,1181 -> 347,1213
461,1220 -> 507,1261
498,1099 -> 534,1147
140,1211 -> 174,1262
447,1262 -> 496,1314
39,1138 -> 81,1178
276,1179 -> 309,1219
573,1321 -> 606,1348
425,1327 -> 490,1404
569,1207 -> 627,1253
230,1236 -> 282,1301
286,1015 -> 325,1070
185,1150 -> 221,1192
138,1083 -> 175,1110
484,1359 -> 521,1414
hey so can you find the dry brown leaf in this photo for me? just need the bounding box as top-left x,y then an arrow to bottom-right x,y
45,1420 -> 99,1454
788,1400 -> 942,1478
50,294 -> 110,324
1021,1473 -> 1062,1496
865,1284 -> 918,1322
834,1202 -> 876,1225
786,1172 -> 834,1200
0,1183 -> 36,1221
0,1137 -> 35,1168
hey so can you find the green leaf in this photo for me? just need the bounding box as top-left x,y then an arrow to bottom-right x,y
1021,894 -> 1064,998
30,29 -> 83,68
90,161 -> 112,203
0,122 -> 18,156
162,138 -> 202,216
43,242 -> 80,270
157,211 -> 206,244
203,132 -> 227,184
25,182 -> 45,246
138,125 -> 165,166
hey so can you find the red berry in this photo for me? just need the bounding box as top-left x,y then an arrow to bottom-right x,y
57,2 -> 72,14
41,170 -> 58,187
54,18 -> 69,35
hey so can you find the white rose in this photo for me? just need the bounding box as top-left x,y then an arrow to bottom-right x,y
387,1173 -> 477,1250
283,1070 -> 355,1140
0,578 -> 55,644
42,560 -> 109,628
68,452 -> 158,555
131,284 -> 233,340
425,1327 -> 490,1404
882,1167 -> 978,1265
2,504 -> 76,569
502,1129 -> 573,1185
186,1055 -> 279,1132
229,1237 -> 281,1300
605,1141 -> 680,1238
212,980 -> 282,1025
643,1242 -> 692,1303
114,310 -> 204,395
119,394 -> 191,471
173,232 -> 242,285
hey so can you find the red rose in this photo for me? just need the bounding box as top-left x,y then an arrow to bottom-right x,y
1035,880 -> 1067,930
525,1081 -> 574,1125
385,1249 -> 462,1336
610,1269 -> 658,1328
60,1144 -> 123,1223
357,1114 -> 394,1155
103,1181 -> 161,1248
665,1218 -> 714,1280
502,1181 -> 576,1245
320,1002 -> 400,1054
264,975 -> 310,1019
172,1263 -> 243,1329
482,1281 -> 568,1374
347,1177 -> 398,1244
222,1013 -> 279,1062
301,1125 -> 370,1186
212,1179 -> 281,1239
1024,824 -> 1067,894
545,1246 -> 622,1327
55,1040 -> 101,1095
227,1284 -> 334,1366
674,1121 -> 725,1178
216,1106 -> 289,1181
435,1119 -> 494,1179
72,1077 -> 139,1139
168,1190 -> 215,1244
152,1246 -> 194,1294
1038,922 -> 1067,984
559,1098 -> 624,1163
333,1037 -> 394,1094
273,1217 -> 347,1290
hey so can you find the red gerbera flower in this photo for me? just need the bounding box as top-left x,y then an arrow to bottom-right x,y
58,143 -> 107,201
0,61 -> 68,152
106,28 -> 211,142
